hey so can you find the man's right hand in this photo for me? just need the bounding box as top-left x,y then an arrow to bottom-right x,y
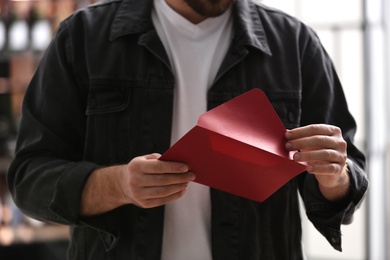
120,153 -> 195,208
80,153 -> 194,216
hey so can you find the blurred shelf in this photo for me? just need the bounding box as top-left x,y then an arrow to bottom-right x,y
0,224 -> 69,246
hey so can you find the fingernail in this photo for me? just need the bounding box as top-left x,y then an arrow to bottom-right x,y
307,165 -> 314,172
181,165 -> 189,172
189,172 -> 196,181
285,132 -> 292,139
293,153 -> 300,160
286,142 -> 293,150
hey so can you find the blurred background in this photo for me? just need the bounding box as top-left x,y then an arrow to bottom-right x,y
0,1 -> 96,259
0,0 -> 389,259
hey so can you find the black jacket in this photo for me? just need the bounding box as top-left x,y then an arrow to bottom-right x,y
7,0 -> 368,259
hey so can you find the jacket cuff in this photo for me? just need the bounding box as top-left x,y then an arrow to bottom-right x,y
303,159 -> 368,251
49,161 -> 99,224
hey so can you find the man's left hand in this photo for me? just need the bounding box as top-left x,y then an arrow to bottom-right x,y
285,124 -> 350,202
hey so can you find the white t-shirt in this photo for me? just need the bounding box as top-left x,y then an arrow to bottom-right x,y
152,0 -> 233,259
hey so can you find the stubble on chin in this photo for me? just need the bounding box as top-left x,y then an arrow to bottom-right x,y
184,0 -> 236,18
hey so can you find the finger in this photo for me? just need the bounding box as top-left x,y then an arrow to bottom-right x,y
128,182 -> 188,205
286,135 -> 345,151
130,156 -> 189,174
144,153 -> 162,160
142,171 -> 196,187
135,187 -> 188,208
144,160 -> 189,174
285,124 -> 342,140
293,150 -> 345,164
305,163 -> 343,176
144,183 -> 189,199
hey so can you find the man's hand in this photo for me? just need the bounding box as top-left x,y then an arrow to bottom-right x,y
80,153 -> 194,216
285,124 -> 350,202
120,153 -> 195,208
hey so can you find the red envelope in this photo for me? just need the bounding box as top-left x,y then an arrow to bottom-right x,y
160,89 -> 306,202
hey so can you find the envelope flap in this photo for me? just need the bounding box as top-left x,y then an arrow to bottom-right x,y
198,89 -> 288,157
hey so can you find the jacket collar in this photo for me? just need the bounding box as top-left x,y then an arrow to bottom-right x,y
109,0 -> 154,40
233,0 -> 272,56
109,0 -> 271,56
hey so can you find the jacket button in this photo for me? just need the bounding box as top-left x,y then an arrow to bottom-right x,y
105,235 -> 114,245
287,111 -> 295,122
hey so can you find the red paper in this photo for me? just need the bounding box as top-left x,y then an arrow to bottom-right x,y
160,89 -> 306,202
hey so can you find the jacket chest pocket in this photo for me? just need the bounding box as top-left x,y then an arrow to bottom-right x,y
267,91 -> 301,130
85,82 -> 131,164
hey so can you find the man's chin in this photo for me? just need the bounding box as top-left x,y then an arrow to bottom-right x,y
184,0 -> 236,18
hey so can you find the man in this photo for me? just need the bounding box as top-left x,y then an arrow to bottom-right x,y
7,0 -> 368,259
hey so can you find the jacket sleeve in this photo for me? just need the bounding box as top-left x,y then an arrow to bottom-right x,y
7,20 -> 99,226
297,27 -> 369,251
